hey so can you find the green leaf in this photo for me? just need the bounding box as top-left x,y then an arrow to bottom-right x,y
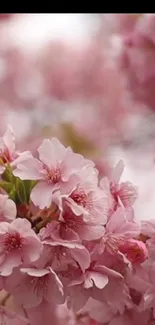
15,179 -> 38,204
9,187 -> 16,201
0,181 -> 13,193
0,163 -> 38,204
23,180 -> 37,203
15,178 -> 27,204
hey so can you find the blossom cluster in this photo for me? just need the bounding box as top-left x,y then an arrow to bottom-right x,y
1,13 -> 154,198
0,125 -> 153,325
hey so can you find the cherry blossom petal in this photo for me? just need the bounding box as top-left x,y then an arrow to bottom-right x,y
84,271 -> 109,289
14,158 -> 43,180
31,182 -> 54,209
110,160 -> 124,183
38,138 -> 66,169
3,125 -> 15,154
70,247 -> 90,271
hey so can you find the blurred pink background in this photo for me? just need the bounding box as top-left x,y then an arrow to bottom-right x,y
0,13 -> 155,221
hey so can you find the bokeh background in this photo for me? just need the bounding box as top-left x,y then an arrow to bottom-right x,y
0,13 -> 155,221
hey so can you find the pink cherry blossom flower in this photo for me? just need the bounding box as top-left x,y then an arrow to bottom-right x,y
0,218 -> 43,275
41,235 -> 90,272
0,125 -> 32,174
43,204 -> 105,242
119,238 -> 148,264
62,246 -> 123,312
93,246 -> 130,280
0,194 -> 16,222
100,207 -> 140,255
0,125 -> 17,164
63,165 -> 109,224
67,262 -> 123,312
13,138 -> 91,209
9,266 -> 64,308
90,273 -> 132,315
100,160 -> 138,213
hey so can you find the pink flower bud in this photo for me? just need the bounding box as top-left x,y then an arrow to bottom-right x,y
119,239 -> 148,264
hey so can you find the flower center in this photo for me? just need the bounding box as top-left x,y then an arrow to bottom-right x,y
106,237 -> 119,254
44,166 -> 61,184
70,190 -> 87,207
4,232 -> 22,252
30,275 -> 48,296
104,235 -> 125,255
